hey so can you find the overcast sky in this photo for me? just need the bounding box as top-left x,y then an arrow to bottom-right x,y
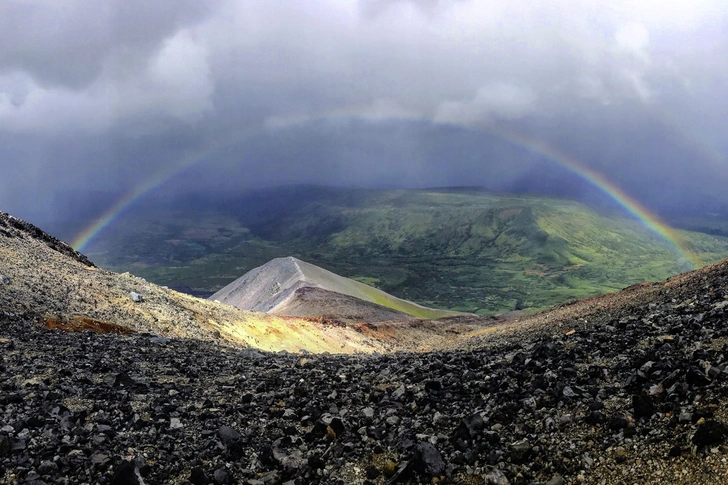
1,0 -> 727,222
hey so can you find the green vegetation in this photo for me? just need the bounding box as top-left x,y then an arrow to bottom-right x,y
84,188 -> 728,315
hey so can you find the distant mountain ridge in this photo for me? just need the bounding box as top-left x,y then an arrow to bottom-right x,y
210,256 -> 461,319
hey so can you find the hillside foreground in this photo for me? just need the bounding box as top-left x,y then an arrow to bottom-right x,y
0,211 -> 481,354
4,211 -> 728,483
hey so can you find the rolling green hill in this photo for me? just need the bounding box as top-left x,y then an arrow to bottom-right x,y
79,187 -> 728,315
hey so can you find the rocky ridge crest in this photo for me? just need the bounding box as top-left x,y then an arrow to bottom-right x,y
0,211 -> 94,267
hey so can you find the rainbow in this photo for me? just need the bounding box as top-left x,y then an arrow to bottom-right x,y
71,112 -> 699,269
71,129 -> 257,252
71,109 -> 405,252
483,126 -> 699,268
72,181 -> 163,252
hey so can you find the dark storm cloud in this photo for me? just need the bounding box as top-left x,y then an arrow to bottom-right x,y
1,0 -> 727,223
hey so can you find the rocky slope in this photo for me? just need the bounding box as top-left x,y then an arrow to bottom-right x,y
4,260 -> 728,484
210,257 -> 460,320
0,212 -> 95,268
272,287 -> 414,323
0,211 -> 250,343
4,211 -> 728,484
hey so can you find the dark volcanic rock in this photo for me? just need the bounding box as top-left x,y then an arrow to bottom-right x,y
632,394 -> 656,420
484,469 -> 510,484
110,461 -> 143,485
609,416 -> 629,431
412,442 -> 445,476
218,425 -> 242,445
455,412 -> 486,440
189,466 -> 210,485
686,366 -> 711,386
510,438 -> 531,463
0,435 -> 9,457
692,420 -> 726,448
213,468 -> 231,484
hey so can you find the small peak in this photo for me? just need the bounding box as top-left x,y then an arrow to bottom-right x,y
263,256 -> 305,279
272,256 -> 301,264
272,256 -> 304,271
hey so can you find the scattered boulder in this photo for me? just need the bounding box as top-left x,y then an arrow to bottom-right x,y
218,425 -> 242,445
545,475 -> 565,485
614,446 -> 628,463
692,420 -> 726,448
0,434 -> 9,457
129,291 -> 143,303
213,468 -> 231,484
456,412 -> 486,440
239,348 -> 265,360
109,460 -> 145,485
412,441 -> 445,476
189,467 -> 210,485
385,460 -> 412,483
686,366 -> 711,386
37,460 -> 58,475
510,438 -> 531,463
632,394 -> 655,420
366,465 -> 380,479
484,468 -> 510,485
383,460 -> 398,478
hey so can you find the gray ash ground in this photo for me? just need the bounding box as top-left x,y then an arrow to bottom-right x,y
5,273 -> 728,485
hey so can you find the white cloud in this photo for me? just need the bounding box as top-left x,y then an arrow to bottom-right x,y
0,73 -> 111,133
433,83 -> 537,125
121,29 -> 214,120
0,29 -> 213,134
615,23 -> 650,61
359,98 -> 417,121
612,23 -> 654,102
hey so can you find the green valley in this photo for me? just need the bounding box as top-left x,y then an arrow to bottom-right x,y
79,187 -> 728,315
